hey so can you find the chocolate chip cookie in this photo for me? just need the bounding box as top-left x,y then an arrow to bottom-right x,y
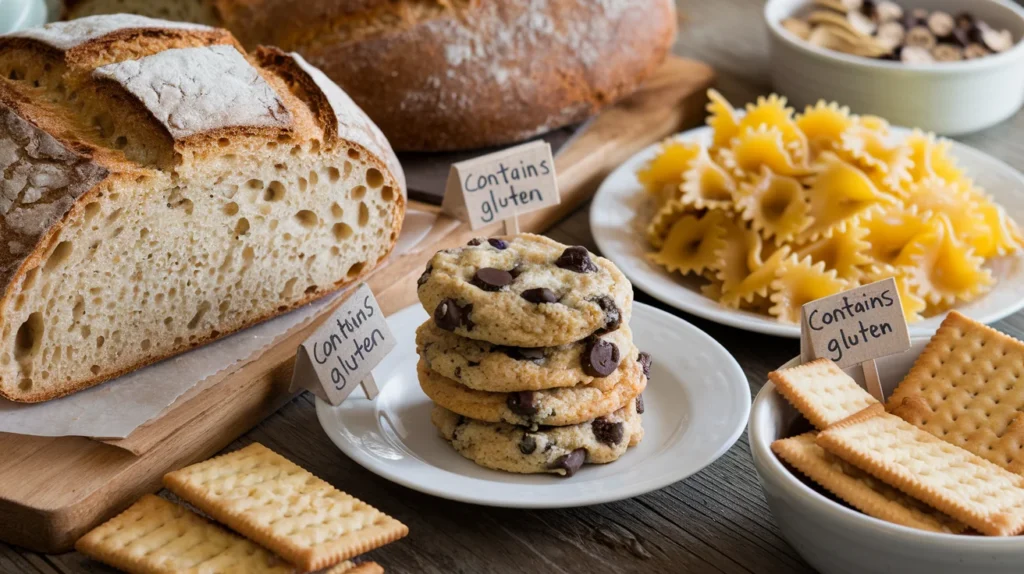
431,399 -> 643,476
417,234 -> 633,347
415,320 -> 634,392
417,355 -> 646,428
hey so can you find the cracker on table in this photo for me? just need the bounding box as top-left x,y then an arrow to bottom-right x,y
75,494 -> 294,574
887,311 -> 1024,475
772,432 -> 966,533
817,410 -> 1024,536
326,560 -> 384,574
769,358 -> 880,430
164,443 -> 408,572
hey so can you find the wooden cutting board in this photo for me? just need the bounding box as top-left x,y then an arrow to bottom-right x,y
0,56 -> 714,554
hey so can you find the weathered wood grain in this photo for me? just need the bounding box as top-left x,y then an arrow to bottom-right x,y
7,0 -> 1024,571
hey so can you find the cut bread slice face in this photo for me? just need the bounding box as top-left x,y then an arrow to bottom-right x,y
0,16 -> 405,402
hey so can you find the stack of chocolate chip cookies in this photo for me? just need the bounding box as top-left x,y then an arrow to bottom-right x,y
415,234 -> 649,477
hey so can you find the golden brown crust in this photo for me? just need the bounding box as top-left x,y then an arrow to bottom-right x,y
293,0 -> 677,150
67,0 -> 678,151
0,17 -> 405,402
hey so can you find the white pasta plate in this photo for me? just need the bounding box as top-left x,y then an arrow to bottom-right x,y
590,125 -> 1024,339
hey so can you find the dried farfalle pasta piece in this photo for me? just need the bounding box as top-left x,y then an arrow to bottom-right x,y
797,219 -> 872,282
707,89 -> 741,151
856,115 -> 890,133
646,199 -> 695,249
637,139 -> 701,204
648,211 -> 730,276
721,125 -> 812,178
711,215 -> 763,294
799,153 -> 896,243
862,265 -> 928,323
861,205 -> 931,267
739,94 -> 809,159
796,100 -> 853,157
680,147 -> 738,210
904,178 -> 989,250
905,130 -> 966,185
967,191 -> 1023,257
769,255 -> 848,323
839,125 -> 913,192
896,215 -> 995,306
720,245 -> 793,308
736,167 -> 811,244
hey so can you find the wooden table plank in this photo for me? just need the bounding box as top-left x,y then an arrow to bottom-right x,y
7,0 -> 1024,571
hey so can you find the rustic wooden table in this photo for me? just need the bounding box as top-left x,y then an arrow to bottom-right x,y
6,1 -> 1024,572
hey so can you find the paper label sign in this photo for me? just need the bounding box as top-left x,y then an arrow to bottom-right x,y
290,283 -> 394,405
800,277 -> 911,370
442,140 -> 560,230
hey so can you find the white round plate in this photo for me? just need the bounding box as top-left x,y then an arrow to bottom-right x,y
316,302 -> 750,508
590,126 -> 1024,338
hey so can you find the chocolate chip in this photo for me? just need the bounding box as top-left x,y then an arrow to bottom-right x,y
582,339 -> 620,377
503,347 -> 545,363
471,267 -> 513,291
637,352 -> 652,379
509,264 -> 524,279
488,238 -> 509,250
434,299 -> 472,332
507,391 -> 538,416
417,265 -> 431,288
592,296 -> 622,334
555,246 -> 598,273
467,238 -> 483,246
519,434 -> 537,455
592,418 -> 625,446
549,448 -> 586,477
467,360 -> 480,367
636,393 -> 645,414
521,287 -> 558,304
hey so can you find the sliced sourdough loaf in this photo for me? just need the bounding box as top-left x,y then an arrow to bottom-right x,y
0,15 -> 406,402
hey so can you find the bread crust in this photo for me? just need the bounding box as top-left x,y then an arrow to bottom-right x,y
0,17 -> 405,402
67,0 -> 677,151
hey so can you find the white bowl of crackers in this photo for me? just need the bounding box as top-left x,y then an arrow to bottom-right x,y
750,311 -> 1024,574
765,0 -> 1024,135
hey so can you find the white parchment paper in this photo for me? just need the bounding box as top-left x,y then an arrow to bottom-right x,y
0,209 -> 438,439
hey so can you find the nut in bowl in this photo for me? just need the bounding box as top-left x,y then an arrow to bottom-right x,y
765,0 -> 1024,135
749,312 -> 1024,574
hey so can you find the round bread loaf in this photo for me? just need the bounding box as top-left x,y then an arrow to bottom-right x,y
0,15 -> 405,401
65,0 -> 677,151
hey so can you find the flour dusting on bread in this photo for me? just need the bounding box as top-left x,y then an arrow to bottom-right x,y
0,17 -> 405,402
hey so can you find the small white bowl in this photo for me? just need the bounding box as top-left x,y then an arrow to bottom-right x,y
765,0 -> 1024,135
749,342 -> 1024,574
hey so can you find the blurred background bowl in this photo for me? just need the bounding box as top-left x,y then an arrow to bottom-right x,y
765,0 -> 1024,135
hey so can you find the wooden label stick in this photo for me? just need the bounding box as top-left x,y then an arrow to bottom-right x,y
289,283 -> 393,405
799,277 -> 911,402
503,214 -> 521,235
441,140 -> 560,230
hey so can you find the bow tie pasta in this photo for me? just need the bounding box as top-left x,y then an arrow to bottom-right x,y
638,90 -> 1022,323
